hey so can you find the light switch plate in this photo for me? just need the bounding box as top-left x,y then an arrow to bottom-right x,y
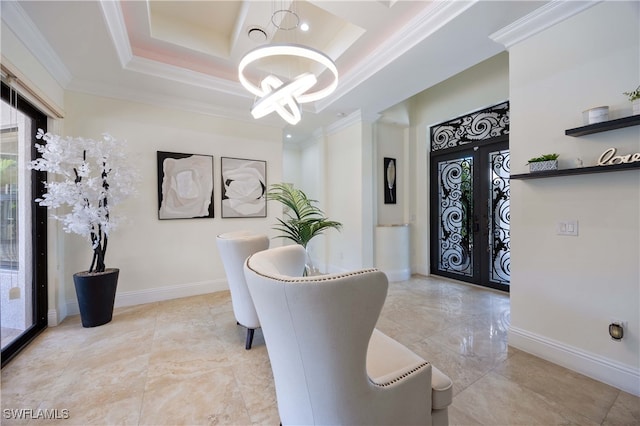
557,220 -> 579,236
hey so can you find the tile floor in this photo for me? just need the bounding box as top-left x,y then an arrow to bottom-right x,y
1,275 -> 638,425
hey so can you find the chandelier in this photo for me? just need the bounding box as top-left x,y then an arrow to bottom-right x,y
237,6 -> 338,125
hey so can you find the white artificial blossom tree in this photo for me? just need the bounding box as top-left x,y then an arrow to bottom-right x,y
29,129 -> 138,273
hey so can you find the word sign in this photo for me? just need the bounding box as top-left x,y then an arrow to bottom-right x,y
597,148 -> 640,166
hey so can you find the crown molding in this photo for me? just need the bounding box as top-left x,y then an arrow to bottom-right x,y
489,0 -> 602,49
316,0 -> 476,112
1,0 -> 72,87
293,109 -> 369,148
99,1 -> 249,99
66,78 -> 256,125
101,0 -> 242,98
325,109 -> 362,136
98,0 -> 132,68
127,56 -> 250,97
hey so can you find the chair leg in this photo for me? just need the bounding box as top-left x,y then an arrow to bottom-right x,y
245,328 -> 255,350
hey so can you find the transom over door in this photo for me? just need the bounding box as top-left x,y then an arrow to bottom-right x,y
430,140 -> 510,292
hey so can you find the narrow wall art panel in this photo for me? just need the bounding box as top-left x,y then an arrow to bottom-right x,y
157,151 -> 214,219
384,157 -> 397,204
221,157 -> 267,218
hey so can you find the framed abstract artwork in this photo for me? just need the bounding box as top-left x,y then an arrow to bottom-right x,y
221,157 -> 267,218
157,151 -> 214,219
384,157 -> 396,204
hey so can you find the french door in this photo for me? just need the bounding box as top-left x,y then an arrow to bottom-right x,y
430,138 -> 510,292
1,81 -> 48,367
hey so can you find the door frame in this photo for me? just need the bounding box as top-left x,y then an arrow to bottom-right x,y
1,81 -> 48,368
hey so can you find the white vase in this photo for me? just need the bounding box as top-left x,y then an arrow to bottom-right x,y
633,99 -> 640,116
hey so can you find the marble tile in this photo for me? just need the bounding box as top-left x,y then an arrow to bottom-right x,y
602,391 -> 640,426
427,318 -> 510,362
229,346 -> 280,424
448,404 -> 483,426
147,326 -> 236,379
453,371 -> 599,425
407,334 -> 519,396
139,368 -> 252,425
33,394 -> 143,425
1,345 -> 77,410
31,353 -> 149,426
494,350 -> 620,424
1,276 -> 635,426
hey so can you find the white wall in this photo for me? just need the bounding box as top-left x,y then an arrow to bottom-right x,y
325,119 -> 367,271
507,1 -> 639,395
62,91 -> 283,315
406,52 -> 510,275
286,113 -> 375,273
282,143 -> 301,185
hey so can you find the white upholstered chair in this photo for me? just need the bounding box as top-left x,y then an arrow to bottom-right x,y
216,230 -> 269,349
244,244 -> 453,425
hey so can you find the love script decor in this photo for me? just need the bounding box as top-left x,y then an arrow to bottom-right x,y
597,147 -> 640,166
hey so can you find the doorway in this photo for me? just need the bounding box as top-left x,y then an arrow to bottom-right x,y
1,81 -> 48,367
430,139 -> 510,292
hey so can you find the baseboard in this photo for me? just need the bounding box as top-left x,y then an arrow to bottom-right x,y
509,325 -> 640,396
381,268 -> 411,282
47,309 -> 59,326
65,279 -> 228,316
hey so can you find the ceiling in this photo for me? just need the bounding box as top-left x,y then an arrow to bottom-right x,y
3,0 -> 557,144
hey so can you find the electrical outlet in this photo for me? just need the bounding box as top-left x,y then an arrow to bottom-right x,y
609,318 -> 627,342
557,220 -> 578,236
610,318 -> 628,329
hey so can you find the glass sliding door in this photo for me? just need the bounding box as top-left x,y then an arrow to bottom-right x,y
1,81 -> 48,367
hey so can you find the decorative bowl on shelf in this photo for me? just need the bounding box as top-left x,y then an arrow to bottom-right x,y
582,106 -> 609,125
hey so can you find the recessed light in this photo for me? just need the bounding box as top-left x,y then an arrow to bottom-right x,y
300,22 -> 309,32
286,133 -> 292,139
247,26 -> 267,43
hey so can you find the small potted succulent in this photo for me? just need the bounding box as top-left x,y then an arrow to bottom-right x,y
527,153 -> 559,173
623,85 -> 640,115
29,129 -> 138,327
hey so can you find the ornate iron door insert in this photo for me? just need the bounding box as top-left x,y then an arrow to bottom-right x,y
488,149 -> 510,285
436,156 -> 474,277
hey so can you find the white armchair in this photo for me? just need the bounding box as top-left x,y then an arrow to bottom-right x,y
244,244 -> 453,425
216,230 -> 269,349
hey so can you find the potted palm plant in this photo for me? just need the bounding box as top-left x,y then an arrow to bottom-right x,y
267,183 -> 342,275
29,129 -> 138,327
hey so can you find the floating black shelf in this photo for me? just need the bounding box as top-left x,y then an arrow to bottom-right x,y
510,162 -> 640,180
565,114 -> 640,136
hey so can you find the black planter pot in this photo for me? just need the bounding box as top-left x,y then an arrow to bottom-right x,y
73,268 -> 119,328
